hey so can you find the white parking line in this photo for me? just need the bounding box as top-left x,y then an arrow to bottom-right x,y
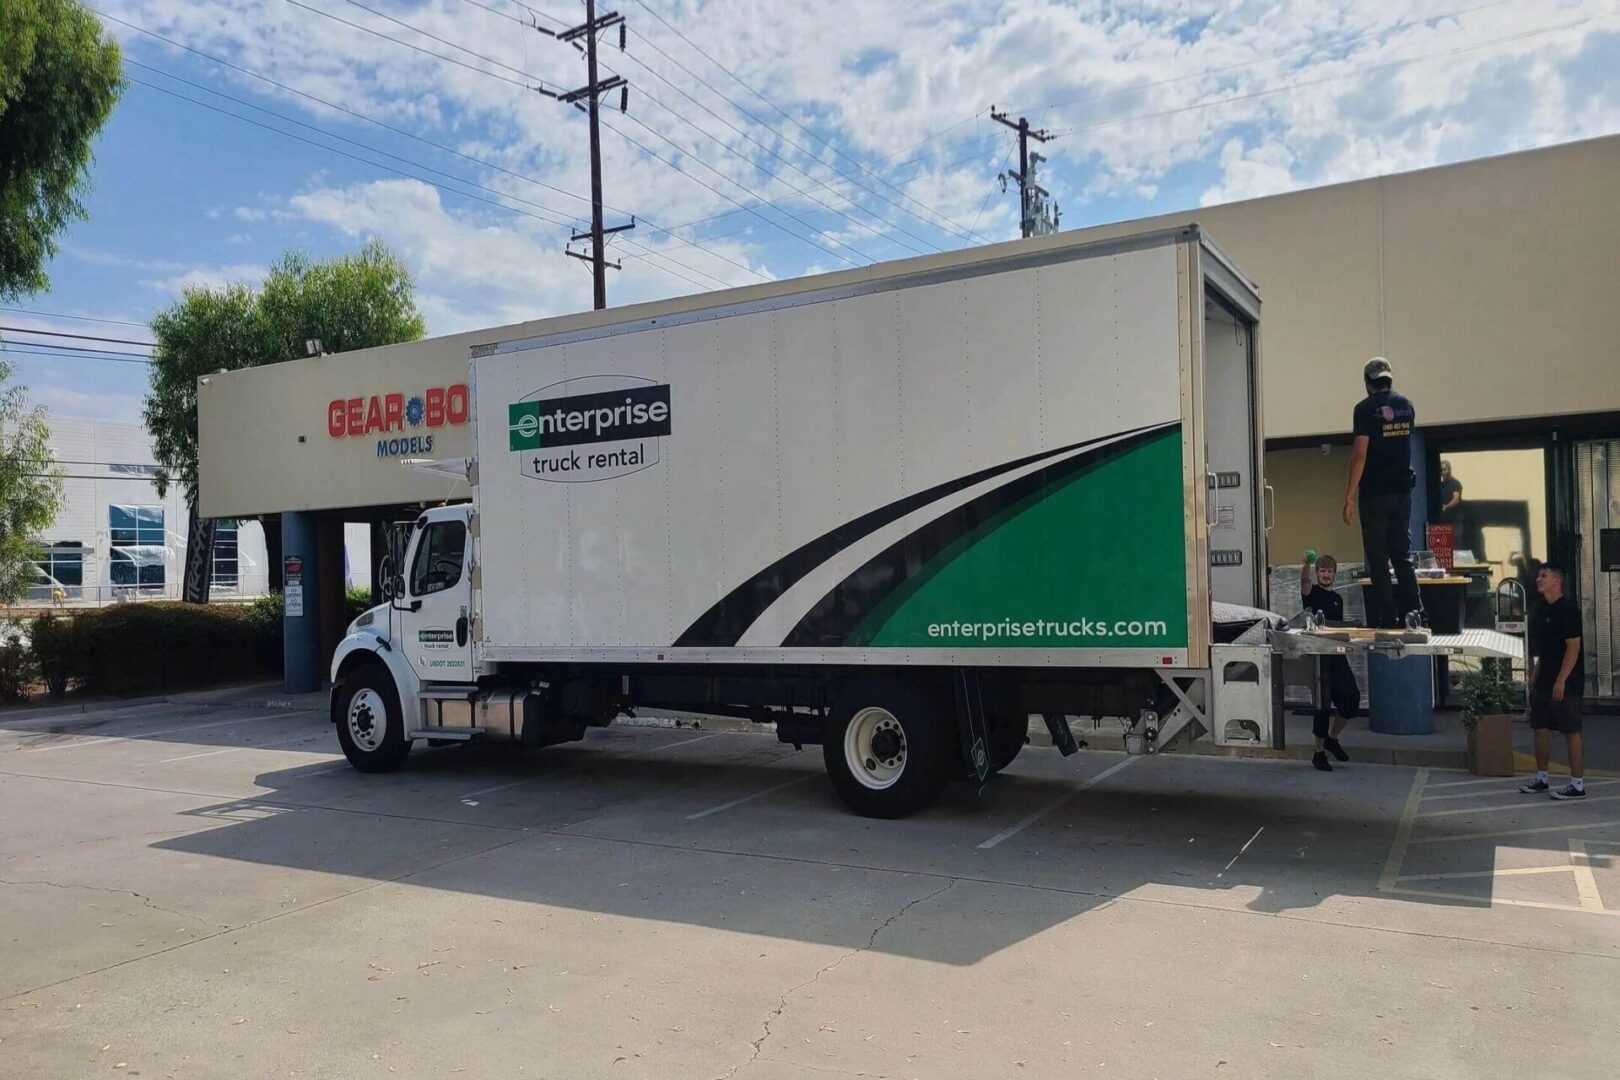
650,732 -> 725,753
685,774 -> 816,820
1409,817 -> 1620,845
1377,767 -> 1428,893
977,756 -> 1138,850
1417,794 -> 1620,819
1569,840 -> 1606,912
460,778 -> 535,805
1422,779 -> 1620,802
22,711 -> 309,753
159,729 -> 329,763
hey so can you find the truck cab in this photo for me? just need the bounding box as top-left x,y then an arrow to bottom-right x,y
330,505 -> 477,769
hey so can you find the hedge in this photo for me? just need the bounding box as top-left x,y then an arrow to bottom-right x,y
33,601 -> 283,697
28,588 -> 380,699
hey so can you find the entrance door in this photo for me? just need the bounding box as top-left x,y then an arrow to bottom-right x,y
1574,440 -> 1620,698
1203,289 -> 1264,608
400,515 -> 473,681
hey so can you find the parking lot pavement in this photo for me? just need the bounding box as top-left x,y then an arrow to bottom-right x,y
3,701 -> 1618,1079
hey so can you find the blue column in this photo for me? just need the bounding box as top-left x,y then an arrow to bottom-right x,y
282,511 -> 321,693
1408,427 -> 1429,551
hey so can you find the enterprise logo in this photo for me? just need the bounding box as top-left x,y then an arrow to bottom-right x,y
508,376 -> 671,483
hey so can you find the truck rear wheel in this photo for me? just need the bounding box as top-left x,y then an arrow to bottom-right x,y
823,681 -> 951,818
987,712 -> 1029,773
335,663 -> 411,772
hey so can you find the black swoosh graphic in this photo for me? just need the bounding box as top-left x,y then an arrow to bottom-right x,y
673,422 -> 1172,647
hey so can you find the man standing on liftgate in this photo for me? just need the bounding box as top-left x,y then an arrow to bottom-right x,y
1342,357 -> 1424,628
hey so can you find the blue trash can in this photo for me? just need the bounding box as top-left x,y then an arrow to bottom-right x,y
1367,652 -> 1435,735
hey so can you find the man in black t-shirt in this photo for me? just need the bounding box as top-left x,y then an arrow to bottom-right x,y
1518,564 -> 1586,800
1342,357 -> 1423,628
1437,460 -> 1463,525
1299,552 -> 1360,772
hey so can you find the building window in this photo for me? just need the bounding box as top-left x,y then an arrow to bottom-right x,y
212,521 -> 240,591
109,504 -> 166,589
32,542 -> 85,600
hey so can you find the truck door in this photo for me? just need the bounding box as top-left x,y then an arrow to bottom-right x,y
399,515 -> 473,680
1203,288 -> 1265,608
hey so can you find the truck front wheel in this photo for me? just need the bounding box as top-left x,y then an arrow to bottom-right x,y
335,663 -> 411,772
823,681 -> 951,818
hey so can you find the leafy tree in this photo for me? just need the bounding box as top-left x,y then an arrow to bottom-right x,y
144,242 -> 424,601
0,359 -> 63,602
0,0 -> 123,301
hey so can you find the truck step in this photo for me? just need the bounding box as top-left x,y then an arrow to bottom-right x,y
407,727 -> 483,741
419,686 -> 477,701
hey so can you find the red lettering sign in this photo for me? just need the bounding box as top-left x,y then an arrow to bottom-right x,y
327,387 -> 472,437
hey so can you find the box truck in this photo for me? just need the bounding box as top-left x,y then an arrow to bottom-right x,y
327,225 -> 1514,817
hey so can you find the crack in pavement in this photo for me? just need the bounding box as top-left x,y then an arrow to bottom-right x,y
0,876 -> 226,928
717,878 -> 958,1080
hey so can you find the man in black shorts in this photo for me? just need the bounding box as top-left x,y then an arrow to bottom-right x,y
1342,357 -> 1423,628
1518,563 -> 1586,800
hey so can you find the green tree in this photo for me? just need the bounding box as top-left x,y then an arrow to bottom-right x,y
144,241 -> 424,601
0,359 -> 63,602
0,0 -> 123,301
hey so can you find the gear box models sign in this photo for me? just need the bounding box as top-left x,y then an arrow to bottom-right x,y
327,384 -> 470,459
507,375 -> 671,482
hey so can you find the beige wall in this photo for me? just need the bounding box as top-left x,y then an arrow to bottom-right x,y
1265,446 -> 1363,567
1064,134 -> 1620,438
200,135 -> 1620,518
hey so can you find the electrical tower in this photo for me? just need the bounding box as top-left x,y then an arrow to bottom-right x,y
538,1 -> 634,310
991,108 -> 1060,238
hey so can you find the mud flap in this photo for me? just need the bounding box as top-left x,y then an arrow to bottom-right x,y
952,670 -> 991,783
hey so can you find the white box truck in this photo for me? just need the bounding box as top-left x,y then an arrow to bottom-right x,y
328,225 -> 1521,816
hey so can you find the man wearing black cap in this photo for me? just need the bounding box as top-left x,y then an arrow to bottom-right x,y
1342,357 -> 1423,628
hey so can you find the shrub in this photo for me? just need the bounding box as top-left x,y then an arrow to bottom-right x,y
0,628 -> 34,701
31,603 -> 282,697
1459,663 -> 1520,729
345,586 -> 375,624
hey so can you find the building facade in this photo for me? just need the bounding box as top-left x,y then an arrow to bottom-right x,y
31,415 -> 272,604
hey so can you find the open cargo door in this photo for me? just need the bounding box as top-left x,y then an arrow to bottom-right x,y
1200,257 -> 1267,611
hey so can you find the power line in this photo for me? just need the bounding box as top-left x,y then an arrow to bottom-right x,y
1,346 -> 153,365
0,307 -> 149,328
96,12 -> 764,285
618,29 -> 942,255
135,80 -> 733,294
278,0 -> 542,90
628,0 -> 981,242
331,0 -> 559,89
3,340 -> 152,358
0,324 -> 154,347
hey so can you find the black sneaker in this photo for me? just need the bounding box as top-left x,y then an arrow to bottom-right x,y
1324,737 -> 1349,763
1312,750 -> 1333,772
1519,778 -> 1550,794
1549,784 -> 1586,800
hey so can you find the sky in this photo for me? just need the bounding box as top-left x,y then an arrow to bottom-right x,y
5,0 -> 1618,423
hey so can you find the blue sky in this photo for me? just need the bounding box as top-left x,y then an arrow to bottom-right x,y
6,0 -> 1618,422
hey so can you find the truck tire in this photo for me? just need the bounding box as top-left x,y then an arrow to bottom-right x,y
823,681 -> 952,818
335,662 -> 411,772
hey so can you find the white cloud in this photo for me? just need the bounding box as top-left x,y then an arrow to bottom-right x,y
26,383 -> 148,422
87,0 -> 1620,325
141,263 -> 266,294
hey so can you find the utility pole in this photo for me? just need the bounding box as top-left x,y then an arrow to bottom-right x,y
991,108 -> 1059,239
538,2 -> 634,310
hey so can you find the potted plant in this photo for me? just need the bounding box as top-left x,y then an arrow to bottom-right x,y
1458,663 -> 1518,776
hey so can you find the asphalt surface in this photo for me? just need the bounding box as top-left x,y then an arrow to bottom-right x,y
2,695 -> 1617,1079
